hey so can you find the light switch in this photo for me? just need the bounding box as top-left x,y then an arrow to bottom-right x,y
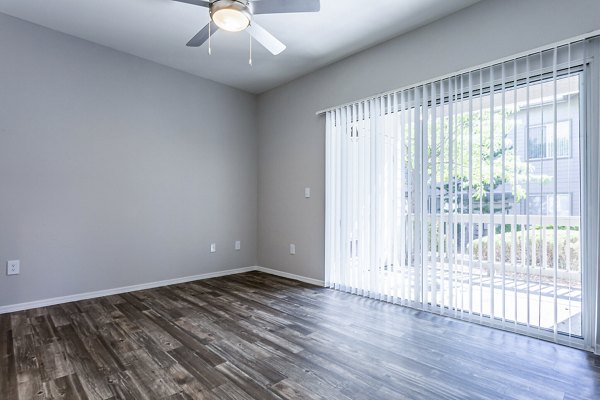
305,187 -> 311,198
235,240 -> 241,250
289,244 -> 296,255
210,243 -> 216,253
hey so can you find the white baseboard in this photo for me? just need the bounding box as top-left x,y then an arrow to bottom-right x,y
255,266 -> 325,287
0,266 -> 255,314
0,266 -> 324,314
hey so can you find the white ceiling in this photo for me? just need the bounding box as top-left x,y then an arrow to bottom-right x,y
0,0 -> 480,93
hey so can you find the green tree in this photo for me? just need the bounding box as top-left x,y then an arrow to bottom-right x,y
425,108 -> 549,213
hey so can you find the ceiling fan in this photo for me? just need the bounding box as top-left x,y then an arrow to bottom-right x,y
173,0 -> 320,56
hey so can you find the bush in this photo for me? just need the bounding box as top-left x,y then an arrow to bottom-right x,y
469,228 -> 580,271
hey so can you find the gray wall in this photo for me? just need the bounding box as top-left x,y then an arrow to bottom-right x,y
2,0 -> 600,308
0,14 -> 258,306
256,0 -> 600,281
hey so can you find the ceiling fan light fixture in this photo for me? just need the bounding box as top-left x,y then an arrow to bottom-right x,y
210,0 -> 251,32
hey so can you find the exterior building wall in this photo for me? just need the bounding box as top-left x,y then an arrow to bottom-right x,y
514,92 -> 581,217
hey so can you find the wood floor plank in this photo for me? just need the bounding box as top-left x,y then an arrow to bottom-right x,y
56,326 -> 115,399
270,379 -> 325,400
214,361 -> 283,400
167,347 -> 227,391
36,341 -> 75,382
124,349 -> 180,399
105,369 -> 150,400
1,271 -> 599,399
164,362 -> 212,400
205,340 -> 286,386
47,374 -> 89,400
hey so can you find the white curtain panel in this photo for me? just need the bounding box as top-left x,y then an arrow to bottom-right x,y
325,38 -> 600,351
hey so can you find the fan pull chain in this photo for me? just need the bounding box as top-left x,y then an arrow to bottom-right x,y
249,35 -> 253,66
208,22 -> 212,55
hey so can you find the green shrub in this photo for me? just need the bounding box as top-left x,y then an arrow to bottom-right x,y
469,228 -> 580,271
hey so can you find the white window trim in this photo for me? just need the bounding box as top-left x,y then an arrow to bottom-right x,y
527,119 -> 573,161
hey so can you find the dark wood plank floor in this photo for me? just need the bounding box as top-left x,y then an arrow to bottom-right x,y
1,271 -> 599,399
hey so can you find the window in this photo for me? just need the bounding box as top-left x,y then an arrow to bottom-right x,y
527,120 -> 571,160
527,193 -> 571,215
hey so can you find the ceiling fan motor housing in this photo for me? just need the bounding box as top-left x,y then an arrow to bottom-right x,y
210,0 -> 252,32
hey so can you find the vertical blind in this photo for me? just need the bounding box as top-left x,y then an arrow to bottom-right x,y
324,38 -> 600,350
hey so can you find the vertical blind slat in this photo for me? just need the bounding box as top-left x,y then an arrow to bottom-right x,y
552,47 -> 560,341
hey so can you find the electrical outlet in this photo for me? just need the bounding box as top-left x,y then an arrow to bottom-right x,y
7,260 -> 20,275
289,244 -> 296,255
210,243 -> 216,253
235,240 -> 241,250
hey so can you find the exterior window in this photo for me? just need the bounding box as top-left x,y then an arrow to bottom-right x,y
527,193 -> 571,216
527,120 -> 571,160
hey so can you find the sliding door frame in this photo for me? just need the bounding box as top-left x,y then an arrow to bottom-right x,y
581,38 -> 600,353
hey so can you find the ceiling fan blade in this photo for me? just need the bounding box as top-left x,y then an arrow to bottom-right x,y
251,0 -> 320,14
172,0 -> 211,7
186,21 -> 218,47
246,22 -> 286,55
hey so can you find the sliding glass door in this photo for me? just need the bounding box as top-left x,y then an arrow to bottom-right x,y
325,40 -> 597,348
419,71 -> 583,339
